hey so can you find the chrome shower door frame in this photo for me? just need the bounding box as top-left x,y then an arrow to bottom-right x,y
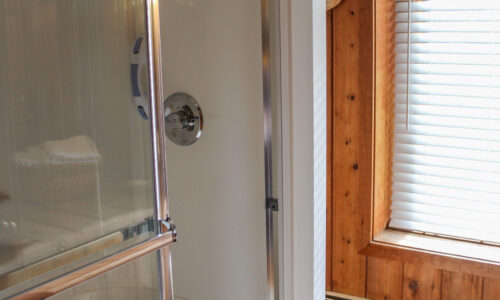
145,0 -> 174,299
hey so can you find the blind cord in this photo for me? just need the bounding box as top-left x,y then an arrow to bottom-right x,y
406,0 -> 412,132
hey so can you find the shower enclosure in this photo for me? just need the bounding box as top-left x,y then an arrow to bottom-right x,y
0,0 -> 282,299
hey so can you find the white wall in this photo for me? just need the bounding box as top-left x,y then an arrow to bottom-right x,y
280,0 -> 326,299
159,1 -> 268,299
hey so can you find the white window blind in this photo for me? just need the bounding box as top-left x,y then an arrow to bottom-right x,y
390,0 -> 500,244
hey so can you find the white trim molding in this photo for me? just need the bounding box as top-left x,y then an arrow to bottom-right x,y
280,0 -> 326,299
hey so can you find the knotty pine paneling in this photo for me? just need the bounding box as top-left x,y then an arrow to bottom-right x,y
367,257 -> 404,300
441,271 -> 483,300
402,264 -> 441,300
483,277 -> 500,300
330,0 -> 373,295
326,0 -> 499,299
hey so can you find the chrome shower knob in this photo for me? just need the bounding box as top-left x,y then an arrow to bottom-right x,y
164,92 -> 203,146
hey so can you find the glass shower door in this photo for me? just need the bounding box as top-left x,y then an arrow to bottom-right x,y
0,0 -> 283,298
0,0 -> 172,298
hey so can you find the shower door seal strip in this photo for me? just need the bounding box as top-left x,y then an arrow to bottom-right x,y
261,0 -> 280,299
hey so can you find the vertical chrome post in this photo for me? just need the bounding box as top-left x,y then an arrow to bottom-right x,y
261,0 -> 278,299
145,0 -> 174,299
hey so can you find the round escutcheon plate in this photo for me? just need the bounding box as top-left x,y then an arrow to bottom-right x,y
164,92 -> 203,146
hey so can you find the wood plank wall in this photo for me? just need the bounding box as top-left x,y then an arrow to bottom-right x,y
326,1 -> 500,299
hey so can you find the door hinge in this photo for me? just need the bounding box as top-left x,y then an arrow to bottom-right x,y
159,217 -> 177,241
266,197 -> 279,211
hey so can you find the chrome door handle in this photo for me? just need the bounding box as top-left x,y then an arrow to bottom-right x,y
131,36 -> 150,120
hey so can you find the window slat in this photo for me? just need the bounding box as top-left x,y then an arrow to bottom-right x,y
394,162 -> 500,183
394,84 -> 500,98
394,94 -> 500,109
396,22 -> 500,33
393,182 -> 500,204
394,143 -> 500,163
396,64 -> 500,77
396,53 -> 500,65
396,33 -> 500,44
394,114 -> 500,131
392,191 -> 500,212
396,43 -> 500,55
396,2 -> 500,12
394,153 -> 500,173
394,105 -> 500,121
396,11 -> 500,22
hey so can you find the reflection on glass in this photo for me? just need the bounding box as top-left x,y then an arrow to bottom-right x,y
0,0 -> 154,297
47,251 -> 160,300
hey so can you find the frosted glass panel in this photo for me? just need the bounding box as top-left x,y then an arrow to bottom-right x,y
47,251 -> 160,300
0,0 -> 156,297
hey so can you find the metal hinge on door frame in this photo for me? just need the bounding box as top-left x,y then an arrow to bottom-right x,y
159,217 -> 178,241
266,197 -> 279,212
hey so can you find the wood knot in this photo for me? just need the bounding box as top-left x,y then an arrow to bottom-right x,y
409,280 -> 419,291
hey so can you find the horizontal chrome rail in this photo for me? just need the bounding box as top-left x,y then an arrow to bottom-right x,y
11,232 -> 175,300
0,218 -> 155,293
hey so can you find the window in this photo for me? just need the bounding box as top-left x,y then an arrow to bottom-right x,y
389,0 -> 500,244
